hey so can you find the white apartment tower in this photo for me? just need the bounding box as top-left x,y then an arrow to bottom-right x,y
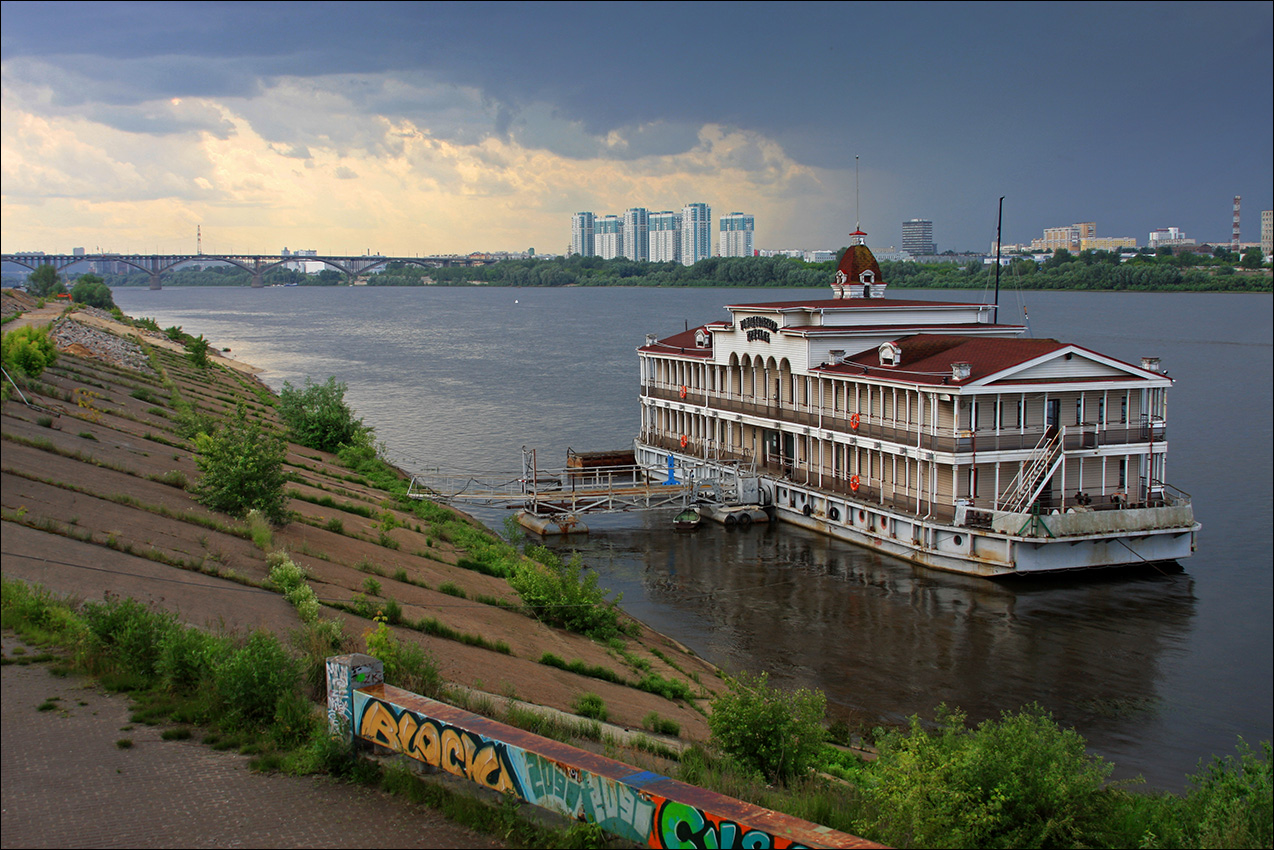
649,211 -> 681,263
719,212 -> 755,257
680,202 -> 711,266
595,215 -> 623,260
622,208 -> 650,262
571,212 -> 595,257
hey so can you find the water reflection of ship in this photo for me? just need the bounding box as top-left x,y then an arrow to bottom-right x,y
637,520 -> 1196,734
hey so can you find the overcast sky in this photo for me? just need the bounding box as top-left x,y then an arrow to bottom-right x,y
2,2 -> 1271,257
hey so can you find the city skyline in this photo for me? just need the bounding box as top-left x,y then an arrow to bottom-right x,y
1,3 -> 1270,256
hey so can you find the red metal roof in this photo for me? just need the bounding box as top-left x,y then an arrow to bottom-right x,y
818,335 -> 1065,385
817,335 -> 1160,386
725,297 -> 985,311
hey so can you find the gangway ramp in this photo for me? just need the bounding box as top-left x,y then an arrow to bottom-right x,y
405,448 -> 715,516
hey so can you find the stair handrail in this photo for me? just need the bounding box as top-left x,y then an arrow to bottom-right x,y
1000,429 -> 1063,514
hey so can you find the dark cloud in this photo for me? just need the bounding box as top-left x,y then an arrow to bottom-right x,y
2,1 -> 1270,247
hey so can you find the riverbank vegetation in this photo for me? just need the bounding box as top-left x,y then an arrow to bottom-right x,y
4,577 -> 1269,849
85,245 -> 1272,293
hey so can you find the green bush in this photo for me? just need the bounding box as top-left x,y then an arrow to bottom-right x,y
708,670 -> 825,784
278,376 -> 372,453
2,325 -> 57,377
156,626 -> 224,694
213,631 -> 302,731
509,548 -> 621,640
364,617 -> 440,698
642,711 -> 681,737
866,704 -> 1111,849
192,403 -> 288,524
81,596 -> 180,684
1177,738 -> 1272,849
572,692 -> 608,722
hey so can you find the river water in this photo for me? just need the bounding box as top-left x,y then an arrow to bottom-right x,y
111,283 -> 1273,791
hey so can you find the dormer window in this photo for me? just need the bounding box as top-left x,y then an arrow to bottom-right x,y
879,342 -> 901,367
859,270 -> 875,285
694,329 -> 709,348
835,270 -> 848,284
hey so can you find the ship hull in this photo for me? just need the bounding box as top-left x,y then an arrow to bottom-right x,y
637,443 -> 1199,577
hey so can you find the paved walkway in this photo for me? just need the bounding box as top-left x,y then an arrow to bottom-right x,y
0,634 -> 502,849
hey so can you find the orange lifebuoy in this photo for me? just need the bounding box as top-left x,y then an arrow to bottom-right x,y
680,434 -> 688,449
850,474 -> 861,492
679,385 -> 687,399
850,413 -> 860,430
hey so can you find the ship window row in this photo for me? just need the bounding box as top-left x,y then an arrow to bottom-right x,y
641,354 -> 1166,445
642,405 -> 1157,517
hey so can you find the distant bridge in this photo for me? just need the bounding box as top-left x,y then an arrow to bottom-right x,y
0,252 -> 499,290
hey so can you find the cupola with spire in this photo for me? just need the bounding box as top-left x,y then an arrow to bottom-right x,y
831,229 -> 888,299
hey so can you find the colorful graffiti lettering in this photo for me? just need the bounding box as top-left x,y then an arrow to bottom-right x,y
654,799 -> 810,850
521,754 -> 655,841
358,698 -> 522,796
346,689 -> 851,849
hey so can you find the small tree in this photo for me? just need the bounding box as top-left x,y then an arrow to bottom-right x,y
192,403 -> 288,524
26,264 -> 64,298
708,670 -> 826,784
1240,247 -> 1265,269
1,325 -> 58,377
278,376 -> 371,453
186,334 -> 211,369
70,274 -> 117,310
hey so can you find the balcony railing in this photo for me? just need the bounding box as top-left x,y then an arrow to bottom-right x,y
641,383 -> 1164,453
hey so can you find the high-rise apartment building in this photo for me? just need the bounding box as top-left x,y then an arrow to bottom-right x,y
720,212 -> 755,257
570,212 -> 595,257
901,219 -> 936,255
1262,210 -> 1272,260
622,208 -> 650,262
595,215 -> 623,260
680,202 -> 711,266
649,211 -> 681,263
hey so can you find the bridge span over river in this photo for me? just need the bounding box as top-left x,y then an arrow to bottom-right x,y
1,251 -> 498,289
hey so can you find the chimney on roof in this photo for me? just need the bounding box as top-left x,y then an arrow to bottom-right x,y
645,333 -> 658,347
951,362 -> 972,382
1141,356 -> 1161,372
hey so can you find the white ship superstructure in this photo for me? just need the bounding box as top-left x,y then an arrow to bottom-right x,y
635,235 -> 1198,576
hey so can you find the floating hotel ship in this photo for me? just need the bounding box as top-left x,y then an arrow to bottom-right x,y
635,233 -> 1199,576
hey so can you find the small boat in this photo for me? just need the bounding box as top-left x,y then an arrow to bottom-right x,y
673,507 -> 701,532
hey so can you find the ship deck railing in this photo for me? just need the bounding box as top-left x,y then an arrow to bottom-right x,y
642,430 -> 1192,534
643,384 -> 1166,452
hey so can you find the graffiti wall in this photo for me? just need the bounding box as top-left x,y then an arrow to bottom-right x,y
351,690 -> 842,849
326,654 -> 384,739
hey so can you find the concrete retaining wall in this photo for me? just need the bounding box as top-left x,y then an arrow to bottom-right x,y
326,654 -> 879,849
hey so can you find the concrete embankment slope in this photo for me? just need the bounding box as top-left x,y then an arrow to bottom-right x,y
1,299 -> 724,740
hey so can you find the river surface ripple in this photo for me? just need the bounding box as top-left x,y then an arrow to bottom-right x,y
112,284 -> 1274,791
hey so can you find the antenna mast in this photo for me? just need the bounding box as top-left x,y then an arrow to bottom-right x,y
994,197 -> 1004,323
197,225 -> 202,256
855,156 -> 860,232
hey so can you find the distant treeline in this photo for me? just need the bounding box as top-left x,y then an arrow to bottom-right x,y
98,247 -> 1270,292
